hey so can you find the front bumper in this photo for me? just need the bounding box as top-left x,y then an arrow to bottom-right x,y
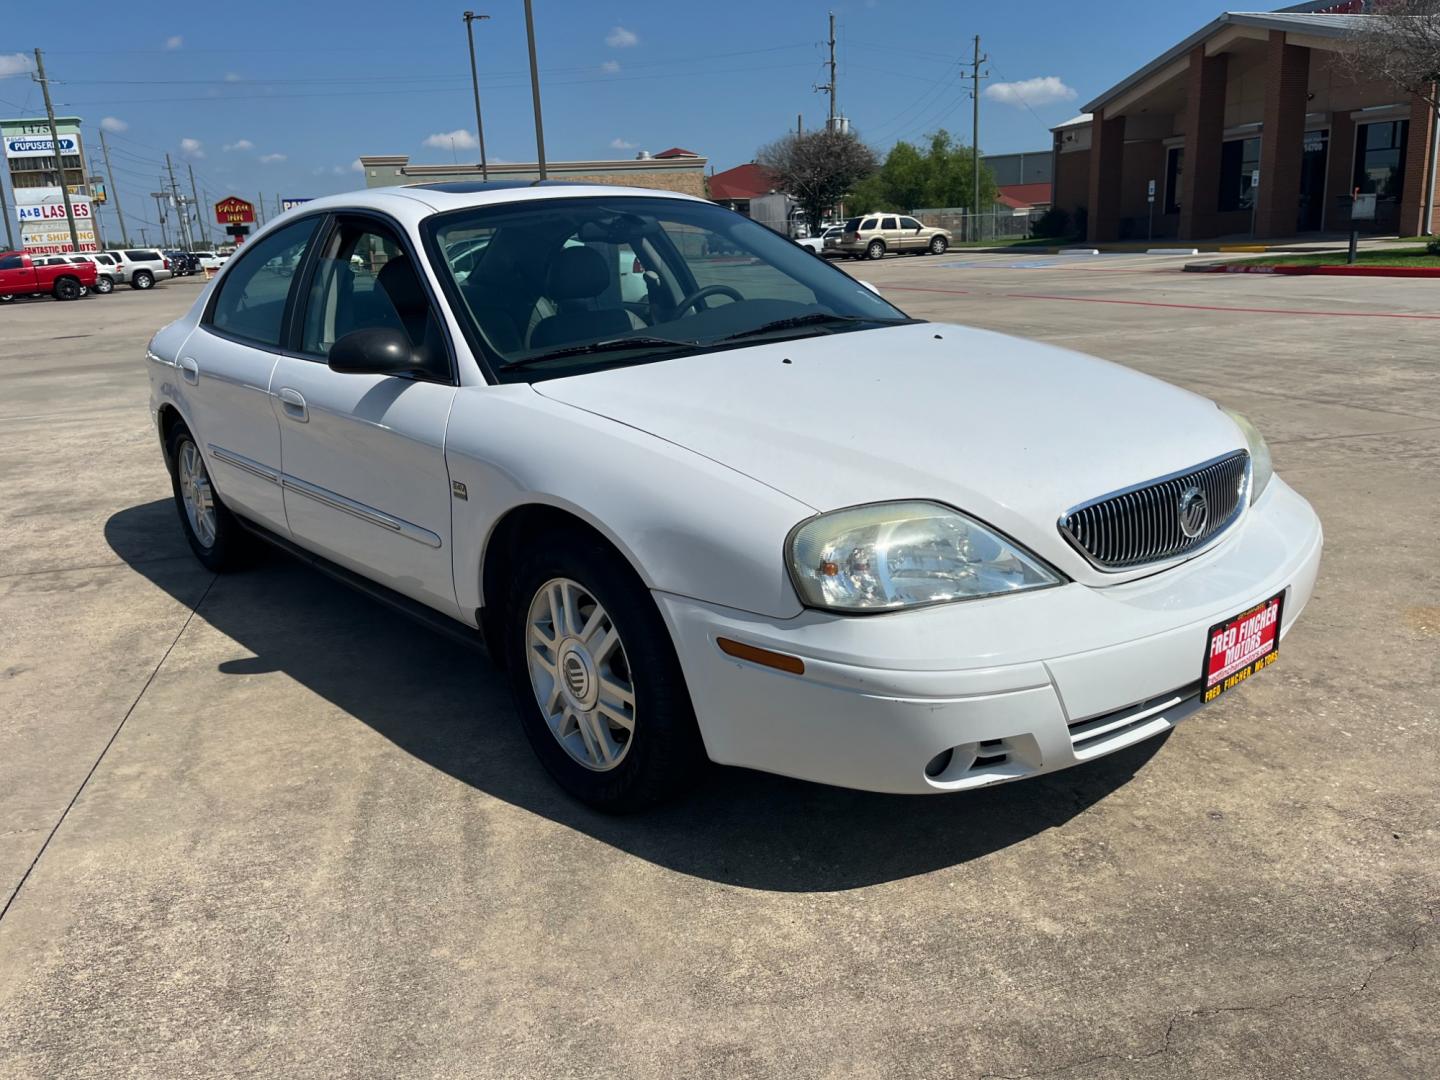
656,477 -> 1322,795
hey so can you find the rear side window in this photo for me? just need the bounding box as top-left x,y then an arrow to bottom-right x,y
881,217 -> 898,230
209,219 -> 319,348
125,250 -> 158,261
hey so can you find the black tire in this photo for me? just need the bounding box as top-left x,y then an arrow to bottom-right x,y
165,421 -> 249,572
94,274 -> 114,294
132,269 -> 154,290
504,531 -> 706,811
929,236 -> 948,255
866,239 -> 885,260
0,294 -> 12,303
53,277 -> 81,301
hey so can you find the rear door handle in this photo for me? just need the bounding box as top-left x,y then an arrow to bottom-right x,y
178,356 -> 199,384
277,387 -> 308,422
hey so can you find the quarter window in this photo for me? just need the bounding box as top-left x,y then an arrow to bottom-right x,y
209,218 -> 319,348
881,216 -> 898,229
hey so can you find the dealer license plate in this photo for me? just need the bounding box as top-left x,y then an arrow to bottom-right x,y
1202,591 -> 1285,703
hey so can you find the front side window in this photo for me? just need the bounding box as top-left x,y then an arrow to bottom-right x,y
899,216 -> 922,230
209,218 -> 319,347
1218,137 -> 1261,212
0,256 -> 23,270
299,217 -> 448,380
427,195 -> 910,383
1354,120 -> 1408,198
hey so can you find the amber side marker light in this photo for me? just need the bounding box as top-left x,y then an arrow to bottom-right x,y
716,637 -> 805,675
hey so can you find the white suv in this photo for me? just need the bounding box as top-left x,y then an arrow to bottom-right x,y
104,248 -> 173,290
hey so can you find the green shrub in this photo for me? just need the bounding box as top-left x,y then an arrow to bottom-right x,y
1425,235 -> 1440,256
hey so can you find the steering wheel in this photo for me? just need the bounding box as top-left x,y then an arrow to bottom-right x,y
672,283 -> 744,315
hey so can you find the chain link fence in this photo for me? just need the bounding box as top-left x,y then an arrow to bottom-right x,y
912,207 -> 1049,243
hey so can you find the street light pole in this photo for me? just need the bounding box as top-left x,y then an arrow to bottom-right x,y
462,11 -> 491,181
522,0 -> 547,180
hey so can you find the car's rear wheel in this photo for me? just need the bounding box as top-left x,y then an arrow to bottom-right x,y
866,239 -> 886,260
132,269 -> 154,290
505,534 -> 705,811
93,274 -> 114,294
53,277 -> 81,301
929,236 -> 949,255
166,422 -> 248,572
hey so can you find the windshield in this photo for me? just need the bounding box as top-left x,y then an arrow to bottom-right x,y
426,195 -> 912,382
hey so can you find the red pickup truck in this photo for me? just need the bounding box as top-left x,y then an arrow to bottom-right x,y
0,250 -> 97,302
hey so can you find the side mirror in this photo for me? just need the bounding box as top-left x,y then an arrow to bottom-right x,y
328,327 -> 422,376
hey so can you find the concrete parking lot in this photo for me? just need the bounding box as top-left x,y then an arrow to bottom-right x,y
1,257 -> 1436,1079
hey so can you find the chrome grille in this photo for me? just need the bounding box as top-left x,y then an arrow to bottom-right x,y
1059,451 -> 1249,570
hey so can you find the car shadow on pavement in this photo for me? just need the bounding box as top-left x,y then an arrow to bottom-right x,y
107,499 -> 1166,893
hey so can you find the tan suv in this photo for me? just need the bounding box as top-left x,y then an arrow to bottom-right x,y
834,213 -> 951,260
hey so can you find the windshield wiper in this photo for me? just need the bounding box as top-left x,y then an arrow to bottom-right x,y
715,312 -> 910,343
503,334 -> 702,370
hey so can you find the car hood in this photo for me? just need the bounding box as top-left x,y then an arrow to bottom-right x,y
532,322 -> 1246,584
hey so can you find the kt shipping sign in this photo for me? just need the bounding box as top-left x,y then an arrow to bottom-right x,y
15,188 -> 97,253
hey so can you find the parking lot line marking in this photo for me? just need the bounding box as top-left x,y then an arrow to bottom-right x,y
884,285 -> 1440,321
0,575 -> 217,925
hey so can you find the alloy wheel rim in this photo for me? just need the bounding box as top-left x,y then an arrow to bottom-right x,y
177,440 -> 217,548
525,576 -> 636,772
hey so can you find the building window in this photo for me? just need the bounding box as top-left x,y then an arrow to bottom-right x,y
1353,120 -> 1408,199
1218,137 -> 1261,212
1164,147 -> 1184,215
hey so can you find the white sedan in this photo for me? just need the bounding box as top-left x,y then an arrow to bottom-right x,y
146,183 -> 1322,810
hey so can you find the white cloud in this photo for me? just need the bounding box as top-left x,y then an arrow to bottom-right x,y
605,26 -> 638,48
600,59 -> 621,74
423,128 -> 479,150
609,137 -> 636,149
331,159 -> 365,176
984,76 -> 1077,108
224,72 -> 242,82
223,138 -> 254,152
259,152 -> 286,164
165,35 -> 183,50
0,53 -> 34,79
179,137 -> 205,159
349,158 -> 364,172
100,116 -> 128,133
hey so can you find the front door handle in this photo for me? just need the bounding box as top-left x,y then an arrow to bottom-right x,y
178,356 -> 199,384
277,387 -> 308,422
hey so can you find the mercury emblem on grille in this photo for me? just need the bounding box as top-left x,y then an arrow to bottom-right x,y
1176,484 -> 1209,539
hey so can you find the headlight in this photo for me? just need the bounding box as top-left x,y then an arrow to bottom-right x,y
1220,407 -> 1273,503
787,501 -> 1062,612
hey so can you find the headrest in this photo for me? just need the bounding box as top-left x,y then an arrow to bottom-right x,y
545,245 -> 609,301
376,255 -> 427,315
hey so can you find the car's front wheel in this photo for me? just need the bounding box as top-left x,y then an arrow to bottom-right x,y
132,269 -> 154,290
929,236 -> 949,255
93,274 -> 114,294
167,421 -> 248,571
506,534 -> 705,811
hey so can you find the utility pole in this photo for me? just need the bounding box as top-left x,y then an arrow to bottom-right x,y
140,227 -> 148,246
966,35 -> 989,242
797,113 -> 802,138
814,11 -> 837,131
0,169 -> 13,250
33,49 -> 81,252
463,11 -> 491,181
165,153 -> 191,250
153,192 -> 170,247
99,128 -> 129,246
88,157 -> 106,249
257,191 -> 266,226
188,163 -> 204,248
522,0 -> 547,179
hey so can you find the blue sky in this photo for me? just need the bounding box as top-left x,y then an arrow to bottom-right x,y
2,0 -> 1231,237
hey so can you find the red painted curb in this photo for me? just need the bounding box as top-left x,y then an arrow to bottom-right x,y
1186,261 -> 1440,278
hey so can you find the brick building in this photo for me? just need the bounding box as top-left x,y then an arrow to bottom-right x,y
1050,2 -> 1439,242
358,150 -> 707,199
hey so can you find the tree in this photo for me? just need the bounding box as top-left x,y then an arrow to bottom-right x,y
756,128 -> 877,229
846,130 -> 998,215
1341,0 -> 1440,113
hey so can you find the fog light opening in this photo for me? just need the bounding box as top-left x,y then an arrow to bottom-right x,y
925,748 -> 954,778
